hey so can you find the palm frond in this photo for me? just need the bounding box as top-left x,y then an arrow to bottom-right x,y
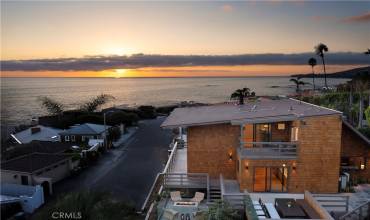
80,94 -> 115,112
38,96 -> 64,115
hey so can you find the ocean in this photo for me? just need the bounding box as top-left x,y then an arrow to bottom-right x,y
1,77 -> 349,129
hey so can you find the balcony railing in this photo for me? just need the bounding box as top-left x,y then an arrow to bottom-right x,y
238,142 -> 298,159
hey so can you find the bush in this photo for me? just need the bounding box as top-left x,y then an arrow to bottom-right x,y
107,127 -> 121,141
358,127 -> 370,139
106,111 -> 139,126
75,114 -> 104,125
33,191 -> 140,220
156,105 -> 177,115
138,105 -> 156,119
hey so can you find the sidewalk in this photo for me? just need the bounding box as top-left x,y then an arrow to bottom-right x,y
112,126 -> 138,147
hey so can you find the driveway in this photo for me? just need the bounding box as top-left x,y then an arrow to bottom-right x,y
52,117 -> 173,210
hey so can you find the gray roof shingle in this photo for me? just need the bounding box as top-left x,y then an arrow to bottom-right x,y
1,153 -> 69,173
59,123 -> 110,135
161,98 -> 342,128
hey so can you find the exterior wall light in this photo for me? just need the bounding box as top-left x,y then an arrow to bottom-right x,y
228,152 -> 233,161
292,164 -> 296,171
360,163 -> 365,170
282,163 -> 286,167
245,163 -> 249,170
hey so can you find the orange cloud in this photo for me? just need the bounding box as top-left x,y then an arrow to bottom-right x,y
221,4 -> 233,12
341,11 -> 370,23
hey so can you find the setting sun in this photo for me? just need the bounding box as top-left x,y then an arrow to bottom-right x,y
115,69 -> 127,77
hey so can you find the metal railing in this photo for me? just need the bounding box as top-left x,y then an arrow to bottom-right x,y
141,141 -> 178,214
219,174 -> 245,210
239,142 -> 298,159
163,173 -> 209,189
163,142 -> 178,174
142,140 -> 210,219
312,194 -> 349,213
339,201 -> 370,220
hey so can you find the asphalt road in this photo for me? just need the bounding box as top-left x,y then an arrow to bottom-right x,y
53,117 -> 173,210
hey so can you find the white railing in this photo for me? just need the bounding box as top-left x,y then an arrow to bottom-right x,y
163,142 -> 178,174
141,141 -> 178,214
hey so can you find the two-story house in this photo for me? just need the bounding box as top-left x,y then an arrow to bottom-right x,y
161,97 -> 343,193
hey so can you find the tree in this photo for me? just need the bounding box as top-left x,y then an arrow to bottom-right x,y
365,106 -> 370,127
230,87 -> 255,105
308,57 -> 317,90
34,191 -> 140,220
315,43 -> 329,88
80,94 -> 115,113
350,72 -> 370,128
38,96 -> 64,116
290,77 -> 307,92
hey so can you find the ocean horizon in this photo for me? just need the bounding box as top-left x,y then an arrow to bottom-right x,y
1,76 -> 349,129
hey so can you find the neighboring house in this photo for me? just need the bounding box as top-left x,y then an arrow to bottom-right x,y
59,123 -> 111,143
341,120 -> 370,182
0,183 -> 44,214
1,153 -> 71,196
11,125 -> 62,144
161,97 -> 343,193
2,141 -> 74,161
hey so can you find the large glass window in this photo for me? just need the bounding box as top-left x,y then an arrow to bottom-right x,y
253,166 -> 288,192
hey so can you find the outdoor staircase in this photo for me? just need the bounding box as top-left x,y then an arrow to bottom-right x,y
208,179 -> 222,204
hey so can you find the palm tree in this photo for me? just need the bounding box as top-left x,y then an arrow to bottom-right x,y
230,87 -> 255,105
308,57 -> 317,90
80,94 -> 115,113
315,43 -> 329,88
364,48 -> 370,55
290,77 -> 307,92
38,96 -> 64,116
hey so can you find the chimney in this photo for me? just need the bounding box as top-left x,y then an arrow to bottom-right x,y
31,127 -> 41,134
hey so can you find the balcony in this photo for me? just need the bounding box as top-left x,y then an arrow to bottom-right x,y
238,142 -> 298,159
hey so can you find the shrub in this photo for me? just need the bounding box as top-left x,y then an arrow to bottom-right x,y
107,127 -> 121,141
106,111 -> 139,126
33,191 -> 140,220
358,127 -> 370,139
75,114 -> 104,124
138,105 -> 156,119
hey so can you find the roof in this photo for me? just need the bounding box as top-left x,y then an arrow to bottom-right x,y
342,120 -> 370,146
3,141 -> 73,161
161,98 -> 342,128
1,153 -> 69,173
11,125 -> 62,144
59,123 -> 110,135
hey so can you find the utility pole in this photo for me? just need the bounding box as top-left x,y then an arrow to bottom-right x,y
104,112 -> 107,150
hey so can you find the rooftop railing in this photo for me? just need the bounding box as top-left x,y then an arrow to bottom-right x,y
238,142 -> 298,159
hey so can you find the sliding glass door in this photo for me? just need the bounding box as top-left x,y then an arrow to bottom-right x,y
253,166 -> 288,192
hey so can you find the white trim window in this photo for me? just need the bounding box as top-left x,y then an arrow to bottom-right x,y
291,127 -> 299,141
71,135 -> 76,142
82,136 -> 85,142
65,135 -> 70,142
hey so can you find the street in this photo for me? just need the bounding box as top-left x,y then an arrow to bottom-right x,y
53,117 -> 173,210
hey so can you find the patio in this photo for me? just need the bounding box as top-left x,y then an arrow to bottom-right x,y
156,194 -> 209,220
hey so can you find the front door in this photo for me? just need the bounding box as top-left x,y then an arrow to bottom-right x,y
253,166 -> 288,192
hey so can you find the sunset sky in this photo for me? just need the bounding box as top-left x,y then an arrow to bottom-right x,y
1,1 -> 369,77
